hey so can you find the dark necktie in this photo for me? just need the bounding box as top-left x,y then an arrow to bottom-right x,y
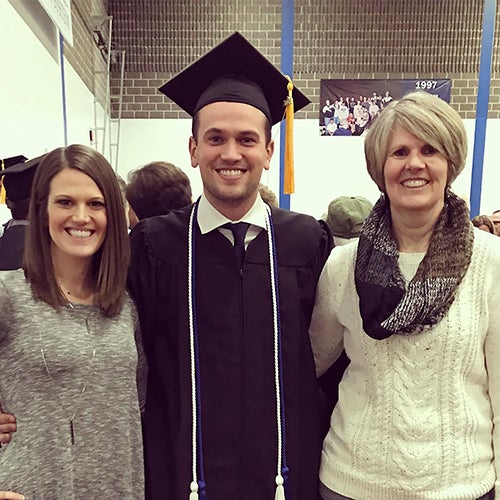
223,222 -> 250,270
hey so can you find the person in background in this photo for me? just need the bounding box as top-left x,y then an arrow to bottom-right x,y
128,32 -> 331,499
310,91 -> 500,500
258,182 -> 279,207
490,209 -> 500,236
322,99 -> 334,128
0,155 -> 46,270
125,161 -> 192,228
332,120 -> 352,136
0,156 -> 27,237
323,195 -> 373,247
317,195 -> 374,425
116,174 -> 132,229
472,214 -> 495,234
0,144 -> 146,499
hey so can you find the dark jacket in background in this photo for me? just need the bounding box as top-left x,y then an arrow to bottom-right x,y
0,221 -> 27,270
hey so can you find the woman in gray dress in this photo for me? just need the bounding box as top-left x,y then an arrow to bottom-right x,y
0,144 -> 145,499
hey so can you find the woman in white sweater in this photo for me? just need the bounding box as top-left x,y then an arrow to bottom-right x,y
310,91 -> 500,500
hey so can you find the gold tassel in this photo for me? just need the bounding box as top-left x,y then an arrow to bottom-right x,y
0,159 -> 5,204
283,76 -> 294,195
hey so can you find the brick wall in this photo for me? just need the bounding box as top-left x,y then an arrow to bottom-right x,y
107,0 -> 500,120
63,0 -> 109,106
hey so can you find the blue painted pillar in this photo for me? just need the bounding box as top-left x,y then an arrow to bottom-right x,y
279,0 -> 294,209
469,0 -> 497,217
59,32 -> 68,146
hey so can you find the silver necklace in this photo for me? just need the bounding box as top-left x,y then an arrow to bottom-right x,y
39,311 -> 96,445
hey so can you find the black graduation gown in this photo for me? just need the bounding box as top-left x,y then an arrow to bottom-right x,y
128,205 -> 331,500
0,223 -> 26,270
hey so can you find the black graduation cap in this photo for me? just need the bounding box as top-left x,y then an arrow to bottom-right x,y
2,154 -> 46,202
159,32 -> 310,126
1,155 -> 27,170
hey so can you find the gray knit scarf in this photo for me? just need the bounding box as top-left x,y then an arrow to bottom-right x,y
354,190 -> 474,340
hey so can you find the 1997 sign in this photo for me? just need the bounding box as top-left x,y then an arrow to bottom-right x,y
415,80 -> 438,90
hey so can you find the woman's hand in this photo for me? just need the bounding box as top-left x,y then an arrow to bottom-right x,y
0,492 -> 25,500
0,405 -> 16,444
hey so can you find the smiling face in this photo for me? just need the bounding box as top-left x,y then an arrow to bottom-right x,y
47,168 -> 107,267
189,101 -> 274,220
384,127 -> 448,218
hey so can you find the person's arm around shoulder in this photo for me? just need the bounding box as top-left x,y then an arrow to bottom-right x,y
483,236 -> 500,497
127,219 -> 158,344
132,305 -> 147,415
309,244 -> 352,376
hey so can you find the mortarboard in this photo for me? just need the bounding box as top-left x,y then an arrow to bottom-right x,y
159,31 -> 310,126
0,155 -> 28,204
2,154 -> 46,202
1,155 -> 27,170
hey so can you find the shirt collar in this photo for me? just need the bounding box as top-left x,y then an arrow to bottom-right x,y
197,195 -> 268,234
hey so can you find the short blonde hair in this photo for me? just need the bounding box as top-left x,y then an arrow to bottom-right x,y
364,91 -> 467,192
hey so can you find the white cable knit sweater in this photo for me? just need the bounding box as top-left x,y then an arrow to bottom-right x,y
310,229 -> 500,500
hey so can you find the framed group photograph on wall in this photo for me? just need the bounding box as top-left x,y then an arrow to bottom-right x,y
319,78 -> 451,137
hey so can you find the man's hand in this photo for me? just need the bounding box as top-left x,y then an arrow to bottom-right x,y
0,408 -> 23,499
0,492 -> 25,500
0,407 -> 16,445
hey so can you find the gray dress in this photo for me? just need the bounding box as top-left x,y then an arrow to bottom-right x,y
0,269 -> 145,499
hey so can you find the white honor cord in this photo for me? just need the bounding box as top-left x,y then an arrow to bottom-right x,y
264,206 -> 286,499
187,202 -> 286,499
188,205 -> 199,499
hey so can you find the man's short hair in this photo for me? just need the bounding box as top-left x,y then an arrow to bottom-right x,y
126,161 -> 192,220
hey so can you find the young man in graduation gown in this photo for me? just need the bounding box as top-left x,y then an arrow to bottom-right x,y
128,33 -> 332,500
